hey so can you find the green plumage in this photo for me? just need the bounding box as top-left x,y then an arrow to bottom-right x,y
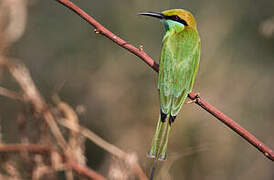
148,15 -> 201,160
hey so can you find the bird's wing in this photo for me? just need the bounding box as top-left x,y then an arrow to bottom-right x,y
158,35 -> 174,115
171,39 -> 200,116
158,29 -> 200,116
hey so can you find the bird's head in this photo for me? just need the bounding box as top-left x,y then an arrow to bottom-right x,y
139,9 -> 197,31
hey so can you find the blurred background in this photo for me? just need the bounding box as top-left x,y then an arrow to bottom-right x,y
0,0 -> 274,179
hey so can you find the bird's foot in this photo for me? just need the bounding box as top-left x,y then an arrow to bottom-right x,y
186,93 -> 200,104
186,99 -> 196,104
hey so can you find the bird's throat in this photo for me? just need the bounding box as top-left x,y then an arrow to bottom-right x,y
162,20 -> 185,33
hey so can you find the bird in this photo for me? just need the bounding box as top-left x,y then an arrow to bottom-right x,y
139,9 -> 201,160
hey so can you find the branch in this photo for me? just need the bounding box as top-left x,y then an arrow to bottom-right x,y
58,119 -> 148,180
55,0 -> 274,161
0,86 -> 23,100
5,60 -> 69,153
55,97 -> 148,179
0,144 -> 51,153
1,59 -> 148,179
0,144 -> 107,180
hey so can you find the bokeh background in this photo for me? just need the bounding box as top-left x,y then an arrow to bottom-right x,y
1,0 -> 274,179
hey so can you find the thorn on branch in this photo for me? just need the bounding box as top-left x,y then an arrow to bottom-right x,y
94,29 -> 100,34
138,45 -> 144,51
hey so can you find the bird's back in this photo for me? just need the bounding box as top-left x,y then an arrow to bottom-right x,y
158,27 -> 200,115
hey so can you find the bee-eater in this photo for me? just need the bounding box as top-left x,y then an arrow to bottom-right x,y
139,9 -> 201,160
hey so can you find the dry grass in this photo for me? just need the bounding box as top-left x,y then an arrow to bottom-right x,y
0,0 -> 147,179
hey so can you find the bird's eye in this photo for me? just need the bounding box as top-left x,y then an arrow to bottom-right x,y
169,15 -> 188,26
172,15 -> 180,21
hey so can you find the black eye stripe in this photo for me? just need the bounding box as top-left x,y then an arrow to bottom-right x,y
167,15 -> 188,26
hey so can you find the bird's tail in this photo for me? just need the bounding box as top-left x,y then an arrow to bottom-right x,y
148,114 -> 171,160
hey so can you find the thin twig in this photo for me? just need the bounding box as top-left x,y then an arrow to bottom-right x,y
1,59 -> 148,179
188,93 -> 274,161
59,120 -> 125,158
56,0 -> 274,161
55,0 -> 158,71
0,144 -> 51,153
65,162 -> 106,180
54,96 -> 86,165
0,144 -> 107,180
58,119 -> 148,180
0,86 -> 23,100
5,61 -> 69,154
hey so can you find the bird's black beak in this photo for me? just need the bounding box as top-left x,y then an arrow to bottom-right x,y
138,12 -> 164,19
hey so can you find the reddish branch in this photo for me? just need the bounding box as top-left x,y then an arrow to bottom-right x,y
0,144 -> 107,180
55,0 -> 274,161
0,144 -> 51,153
65,162 -> 106,180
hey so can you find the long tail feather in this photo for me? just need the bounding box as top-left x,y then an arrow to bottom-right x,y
148,114 -> 172,160
159,122 -> 171,159
148,115 -> 164,159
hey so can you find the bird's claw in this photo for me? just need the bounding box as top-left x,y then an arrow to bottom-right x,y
195,93 -> 200,98
186,99 -> 196,104
186,93 -> 200,104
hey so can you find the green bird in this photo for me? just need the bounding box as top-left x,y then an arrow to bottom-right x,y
139,9 -> 201,160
